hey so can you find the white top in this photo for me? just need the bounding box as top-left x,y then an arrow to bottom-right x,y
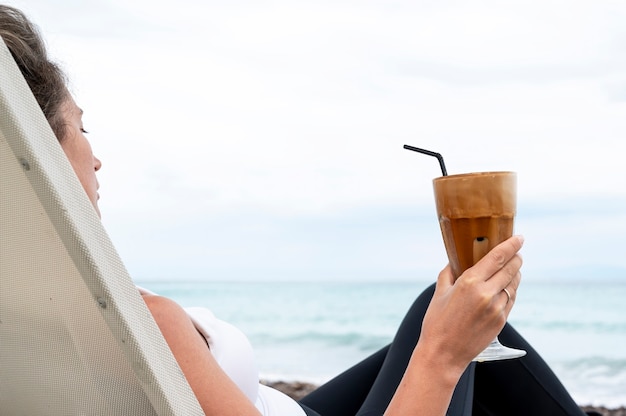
138,287 -> 306,416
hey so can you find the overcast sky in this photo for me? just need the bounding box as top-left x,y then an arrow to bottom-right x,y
10,0 -> 626,282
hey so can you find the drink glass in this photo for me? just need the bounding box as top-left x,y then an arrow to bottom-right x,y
433,171 -> 526,361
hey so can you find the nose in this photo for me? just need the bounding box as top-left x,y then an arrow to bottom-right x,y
94,156 -> 102,172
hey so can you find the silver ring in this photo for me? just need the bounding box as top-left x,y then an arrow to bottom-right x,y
503,288 -> 511,304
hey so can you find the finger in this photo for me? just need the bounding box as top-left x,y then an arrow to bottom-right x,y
434,264 -> 455,295
499,288 -> 513,317
502,271 -> 522,314
472,235 -> 524,284
480,257 -> 522,306
503,287 -> 512,306
506,264 -> 522,292
490,252 -> 523,292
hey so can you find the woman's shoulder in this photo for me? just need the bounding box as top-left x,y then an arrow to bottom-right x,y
137,288 -> 191,327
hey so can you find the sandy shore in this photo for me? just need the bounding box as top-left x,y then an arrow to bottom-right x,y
261,380 -> 626,416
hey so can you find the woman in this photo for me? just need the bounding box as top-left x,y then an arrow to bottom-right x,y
1,5 -> 590,415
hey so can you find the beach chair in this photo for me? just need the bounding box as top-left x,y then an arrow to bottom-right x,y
0,39 -> 204,415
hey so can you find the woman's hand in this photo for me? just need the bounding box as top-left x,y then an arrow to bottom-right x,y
420,234 -> 524,372
385,235 -> 523,416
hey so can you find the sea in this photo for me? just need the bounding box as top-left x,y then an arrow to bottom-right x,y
138,279 -> 626,408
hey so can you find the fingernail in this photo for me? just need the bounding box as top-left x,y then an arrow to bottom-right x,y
516,235 -> 525,246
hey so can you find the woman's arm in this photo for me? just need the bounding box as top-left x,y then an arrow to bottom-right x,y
143,294 -> 262,416
385,235 -> 524,416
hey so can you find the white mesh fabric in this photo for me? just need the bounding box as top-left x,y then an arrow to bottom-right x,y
0,39 -> 204,415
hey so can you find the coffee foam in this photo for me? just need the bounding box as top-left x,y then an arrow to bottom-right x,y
433,172 -> 516,219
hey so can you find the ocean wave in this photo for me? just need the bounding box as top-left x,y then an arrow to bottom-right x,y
555,357 -> 626,408
564,356 -> 626,378
515,320 -> 626,334
251,330 -> 390,351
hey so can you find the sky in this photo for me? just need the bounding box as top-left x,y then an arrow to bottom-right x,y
9,0 -> 626,282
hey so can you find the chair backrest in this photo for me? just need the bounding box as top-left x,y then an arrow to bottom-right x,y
0,39 -> 204,415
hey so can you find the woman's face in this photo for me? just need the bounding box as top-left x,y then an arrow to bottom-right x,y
59,97 -> 102,217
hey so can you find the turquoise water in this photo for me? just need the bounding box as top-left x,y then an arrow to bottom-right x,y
139,279 -> 626,408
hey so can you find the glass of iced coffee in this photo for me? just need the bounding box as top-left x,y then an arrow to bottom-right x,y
433,171 -> 526,361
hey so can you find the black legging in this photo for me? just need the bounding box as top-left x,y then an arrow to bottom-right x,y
298,283 -> 586,416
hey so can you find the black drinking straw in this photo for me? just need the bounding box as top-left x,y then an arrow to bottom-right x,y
403,144 -> 448,176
